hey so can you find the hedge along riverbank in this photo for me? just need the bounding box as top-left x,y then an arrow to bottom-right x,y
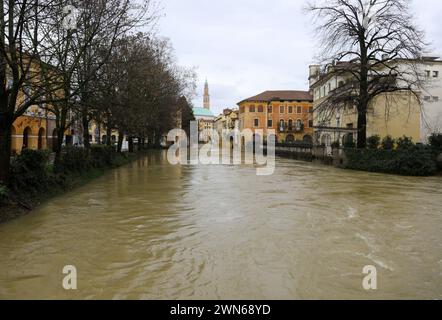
343,135 -> 442,177
0,146 -> 142,224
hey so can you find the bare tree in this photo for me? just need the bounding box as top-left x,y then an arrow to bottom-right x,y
91,34 -> 196,152
308,0 -> 426,148
0,0 -> 156,181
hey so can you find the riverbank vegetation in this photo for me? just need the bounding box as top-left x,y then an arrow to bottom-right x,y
344,134 -> 442,176
0,1 -> 195,185
0,147 -> 143,223
0,1 -> 196,221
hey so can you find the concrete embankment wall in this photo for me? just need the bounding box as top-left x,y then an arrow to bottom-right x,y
274,145 -> 347,167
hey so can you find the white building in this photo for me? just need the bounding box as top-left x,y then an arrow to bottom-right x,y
420,56 -> 442,142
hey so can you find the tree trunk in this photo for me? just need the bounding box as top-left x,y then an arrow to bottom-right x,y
106,125 -> 112,146
0,113 -> 13,185
128,136 -> 134,153
53,126 -> 65,171
82,112 -> 90,150
117,130 -> 124,153
154,130 -> 161,149
357,110 -> 367,149
358,35 -> 369,149
147,132 -> 154,149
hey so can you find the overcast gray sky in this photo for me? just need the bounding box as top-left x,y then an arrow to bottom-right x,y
157,0 -> 442,116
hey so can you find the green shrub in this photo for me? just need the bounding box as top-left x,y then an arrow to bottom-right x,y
90,145 -> 115,167
57,147 -> 91,173
345,145 -> 437,176
381,135 -> 395,150
396,136 -> 414,150
429,133 -> 442,152
9,149 -> 52,195
367,135 -> 381,149
0,184 -> 9,204
344,140 -> 356,149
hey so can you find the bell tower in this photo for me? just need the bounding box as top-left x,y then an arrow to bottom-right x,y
203,79 -> 210,110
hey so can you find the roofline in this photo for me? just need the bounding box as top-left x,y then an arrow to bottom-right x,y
237,91 -> 313,106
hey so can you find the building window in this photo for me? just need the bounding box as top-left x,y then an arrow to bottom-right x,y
309,107 -> 313,113
309,120 -> 314,128
434,71 -> 439,78
280,106 -> 284,114
268,119 -> 273,128
425,70 -> 431,77
258,105 -> 264,112
424,96 -> 431,101
240,106 -> 245,113
434,96 -> 439,102
288,119 -> 293,131
268,105 -> 273,113
254,118 -> 259,127
297,106 -> 302,114
249,105 -> 256,113
296,119 -> 303,130
288,106 -> 293,114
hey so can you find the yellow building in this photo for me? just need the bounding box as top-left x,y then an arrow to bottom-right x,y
11,109 -> 56,155
214,109 -> 239,134
237,91 -> 314,144
309,63 -> 421,146
8,57 -> 58,154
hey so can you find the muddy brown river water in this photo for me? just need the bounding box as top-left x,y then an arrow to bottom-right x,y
0,151 -> 441,299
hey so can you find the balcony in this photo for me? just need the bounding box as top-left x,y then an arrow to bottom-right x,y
278,123 -> 305,133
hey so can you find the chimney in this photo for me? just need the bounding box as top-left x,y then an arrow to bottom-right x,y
309,65 -> 320,87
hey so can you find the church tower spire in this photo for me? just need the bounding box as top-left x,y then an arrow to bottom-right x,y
203,79 -> 210,110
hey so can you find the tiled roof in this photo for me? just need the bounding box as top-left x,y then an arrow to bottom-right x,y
238,90 -> 313,104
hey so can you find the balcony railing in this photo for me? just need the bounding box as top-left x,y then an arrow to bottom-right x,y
278,124 -> 305,133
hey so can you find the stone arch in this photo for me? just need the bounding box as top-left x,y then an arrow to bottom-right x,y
303,134 -> 313,144
22,126 -> 31,150
286,134 -> 295,143
38,127 -> 46,150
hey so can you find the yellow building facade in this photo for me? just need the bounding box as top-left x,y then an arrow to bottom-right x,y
7,55 -> 59,154
11,110 -> 56,155
237,91 -> 314,143
309,63 -> 421,146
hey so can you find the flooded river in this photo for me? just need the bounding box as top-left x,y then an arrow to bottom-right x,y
0,151 -> 441,299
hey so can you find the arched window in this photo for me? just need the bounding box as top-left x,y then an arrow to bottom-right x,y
288,119 -> 293,131
279,119 -> 285,131
303,135 -> 313,144
286,134 -> 295,143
